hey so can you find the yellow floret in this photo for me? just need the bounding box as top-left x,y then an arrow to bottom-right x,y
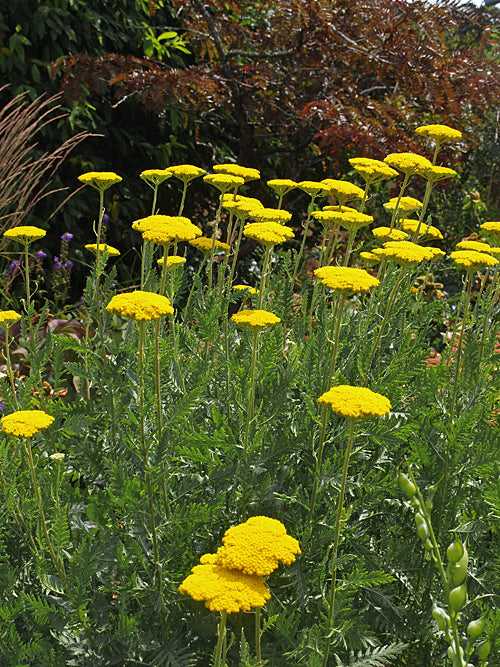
243,221 -> 294,246
314,266 -> 379,294
106,291 -> 174,321
1,410 -> 55,438
318,385 -> 391,420
4,226 -> 46,244
231,309 -> 281,331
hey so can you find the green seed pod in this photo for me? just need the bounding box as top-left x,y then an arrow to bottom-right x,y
410,497 -> 421,510
467,618 -> 485,641
447,645 -> 464,663
424,539 -> 433,552
415,512 -> 426,528
449,583 -> 467,613
447,540 -> 464,563
417,522 -> 428,541
477,639 -> 491,661
432,604 -> 449,631
450,547 -> 469,587
398,472 -> 416,498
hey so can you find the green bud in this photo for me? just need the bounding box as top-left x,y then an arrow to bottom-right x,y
432,604 -> 449,631
467,618 -> 485,641
424,539 -> 433,552
450,547 -> 469,587
410,497 -> 421,510
398,472 -> 416,498
449,583 -> 467,613
447,540 -> 464,563
417,522 -> 428,541
415,512 -> 426,528
477,639 -> 491,661
447,645 -> 464,662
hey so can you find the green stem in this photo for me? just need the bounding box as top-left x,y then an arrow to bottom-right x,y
4,328 -> 19,409
214,610 -> 227,667
257,246 -> 272,310
208,196 -> 225,289
256,607 -> 262,665
291,196 -> 316,288
241,329 -> 259,521
178,182 -> 188,216
388,173 -> 410,232
322,418 -> 356,667
138,321 -> 161,588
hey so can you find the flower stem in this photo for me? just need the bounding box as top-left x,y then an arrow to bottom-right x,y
291,196 -> 316,288
257,246 -> 272,309
255,607 -> 262,664
322,418 -> 356,667
241,329 -> 259,521
214,610 -> 227,667
4,327 -> 19,409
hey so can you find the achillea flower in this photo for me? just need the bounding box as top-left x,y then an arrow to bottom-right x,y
337,210 -> 373,232
248,208 -> 292,225
233,284 -> 259,295
203,173 -> 245,192
401,219 -> 443,240
178,560 -> 270,613
318,385 -> 391,420
456,240 -> 492,254
416,124 -> 462,144
267,179 -> 297,195
49,452 -> 65,462
372,227 -> 408,242
168,164 -> 206,183
140,169 -> 173,186
133,215 -> 201,244
349,157 -> 398,183
189,237 -> 230,254
221,194 -> 264,217
243,221 -> 294,247
450,250 -> 499,271
311,210 -> 345,227
1,410 -> 54,438
85,243 -> 121,257
297,181 -> 330,197
314,266 -> 379,294
78,171 -> 122,191
214,516 -> 301,576
379,241 -> 434,266
322,205 -> 358,213
480,221 -> 500,243
321,179 -> 364,204
157,255 -> 186,268
0,311 -> 21,328
384,153 -> 433,176
106,291 -> 174,321
426,248 -> 446,260
360,251 -> 381,266
213,164 -> 260,182
4,226 -> 46,244
421,166 -> 457,182
231,309 -> 280,331
383,197 -> 423,214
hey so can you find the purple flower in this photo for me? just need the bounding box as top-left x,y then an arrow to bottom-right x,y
61,233 -> 73,242
0,401 -> 4,412
5,260 -> 21,277
102,213 -> 110,226
35,250 -> 47,260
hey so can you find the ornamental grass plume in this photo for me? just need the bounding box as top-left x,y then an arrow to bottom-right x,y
214,516 -> 301,576
106,291 -> 174,321
1,409 -> 54,438
213,163 -> 260,182
78,171 -> 122,191
84,243 -> 121,257
317,385 -> 391,667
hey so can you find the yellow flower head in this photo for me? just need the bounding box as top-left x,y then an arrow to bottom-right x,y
133,215 -> 201,244
178,560 -> 270,613
214,516 -> 301,576
78,171 -> 122,191
379,241 -> 434,266
321,179 -> 364,204
322,205 -> 358,213
427,248 -> 446,260
480,221 -> 500,243
189,237 -> 230,254
349,157 -> 398,183
383,153 -> 433,176
4,226 -> 46,244
231,309 -> 280,332
233,284 -> 259,295
311,210 -> 345,227
372,227 -> 408,242
168,164 -> 206,183
456,240 -> 492,254
267,179 -> 297,196
221,194 -> 264,217
243,221 -> 294,247
450,250 -> 499,271
421,166 -> 457,182
297,181 -> 331,198
140,169 -> 173,187
314,266 -> 380,294
213,164 -> 260,182
248,208 -> 292,225
106,291 -> 174,321
85,243 -> 121,257
157,255 -> 186,268
203,173 -> 245,192
337,210 -> 373,232
383,197 -> 423,214
415,124 -> 462,144
400,219 -> 443,240
0,311 -> 21,328
318,385 -> 391,420
1,410 -> 54,438
359,251 -> 381,266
